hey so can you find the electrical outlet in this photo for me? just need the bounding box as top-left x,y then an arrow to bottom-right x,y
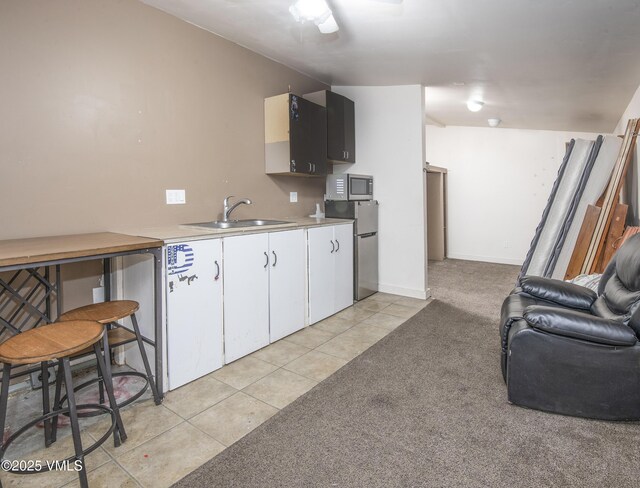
290,192 -> 298,203
166,189 -> 186,205
30,365 -> 57,389
93,286 -> 105,304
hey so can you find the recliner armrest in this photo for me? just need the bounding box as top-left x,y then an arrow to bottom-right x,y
519,276 -> 597,310
524,305 -> 638,346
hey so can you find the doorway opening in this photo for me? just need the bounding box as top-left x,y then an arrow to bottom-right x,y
426,164 -> 448,261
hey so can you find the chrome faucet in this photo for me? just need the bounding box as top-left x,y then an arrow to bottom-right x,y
223,195 -> 252,222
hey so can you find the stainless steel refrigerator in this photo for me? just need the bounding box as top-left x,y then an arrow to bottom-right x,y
325,200 -> 379,300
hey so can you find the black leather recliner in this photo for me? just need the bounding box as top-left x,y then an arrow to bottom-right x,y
500,233 -> 640,420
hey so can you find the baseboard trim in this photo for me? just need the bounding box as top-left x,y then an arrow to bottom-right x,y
378,283 -> 429,300
446,253 -> 523,266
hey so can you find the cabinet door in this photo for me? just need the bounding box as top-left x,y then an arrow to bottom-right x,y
343,95 -> 356,163
326,92 -> 355,164
290,95 -> 327,175
333,224 -> 355,312
166,239 -> 223,390
289,94 -> 310,174
326,91 -> 345,162
223,234 -> 270,363
309,99 -> 328,175
308,226 -> 336,324
269,230 -> 306,342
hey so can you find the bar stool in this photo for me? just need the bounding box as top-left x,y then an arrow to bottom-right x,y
0,320 -> 127,488
57,300 -> 161,407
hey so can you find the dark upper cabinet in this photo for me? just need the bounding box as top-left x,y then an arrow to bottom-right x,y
327,91 -> 355,163
290,95 -> 327,175
305,90 -> 356,164
265,93 -> 327,176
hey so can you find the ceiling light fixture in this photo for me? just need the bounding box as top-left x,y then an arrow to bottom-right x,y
487,118 -> 501,128
289,0 -> 339,34
466,100 -> 484,112
317,14 -> 338,34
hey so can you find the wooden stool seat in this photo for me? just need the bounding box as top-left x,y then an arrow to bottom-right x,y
58,300 -> 139,324
0,321 -> 104,365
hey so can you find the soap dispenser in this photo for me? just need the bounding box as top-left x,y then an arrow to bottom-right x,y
309,203 -> 325,219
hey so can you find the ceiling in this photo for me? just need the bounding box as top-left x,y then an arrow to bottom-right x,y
140,0 -> 640,132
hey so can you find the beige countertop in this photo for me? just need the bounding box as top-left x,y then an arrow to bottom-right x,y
115,217 -> 354,243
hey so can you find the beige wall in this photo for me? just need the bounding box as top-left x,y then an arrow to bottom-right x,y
0,0 -> 328,241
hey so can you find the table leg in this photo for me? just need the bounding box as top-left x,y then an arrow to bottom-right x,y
153,248 -> 163,399
103,258 -> 111,302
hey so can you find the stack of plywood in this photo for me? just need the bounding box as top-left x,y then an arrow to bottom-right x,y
519,119 -> 640,281
551,136 -> 622,278
565,118 -> 640,278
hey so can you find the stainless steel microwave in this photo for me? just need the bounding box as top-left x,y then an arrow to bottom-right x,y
326,174 -> 373,201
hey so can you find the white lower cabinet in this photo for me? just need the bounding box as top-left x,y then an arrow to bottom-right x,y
308,223 -> 354,324
333,223 -> 355,312
269,229 -> 306,341
223,233 -> 270,363
161,224 -> 352,387
308,226 -> 336,324
166,239 -> 223,390
223,229 -> 306,362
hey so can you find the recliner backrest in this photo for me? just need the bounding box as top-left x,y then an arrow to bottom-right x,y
591,234 -> 640,334
597,255 -> 617,296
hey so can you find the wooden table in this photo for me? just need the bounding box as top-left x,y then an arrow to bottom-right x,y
0,232 -> 165,396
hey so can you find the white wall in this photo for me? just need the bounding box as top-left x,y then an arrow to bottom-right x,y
333,85 -> 427,299
425,126 -> 600,265
615,83 -> 640,134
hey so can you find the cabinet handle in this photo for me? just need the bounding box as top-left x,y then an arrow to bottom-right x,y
330,240 -> 335,253
335,239 -> 340,252
264,251 -> 269,268
309,162 -> 313,173
272,250 -> 277,267
312,163 -> 316,173
214,260 -> 220,281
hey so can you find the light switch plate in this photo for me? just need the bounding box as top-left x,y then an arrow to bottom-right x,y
166,189 -> 186,205
290,191 -> 298,203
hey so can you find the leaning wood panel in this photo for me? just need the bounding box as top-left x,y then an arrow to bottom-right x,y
596,202 -> 628,273
581,122 -> 631,272
565,204 -> 601,279
581,119 -> 640,274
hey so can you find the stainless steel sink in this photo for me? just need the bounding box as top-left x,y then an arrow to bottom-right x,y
186,219 -> 291,229
238,219 -> 291,226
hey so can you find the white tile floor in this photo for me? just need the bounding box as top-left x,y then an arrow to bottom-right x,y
0,293 -> 429,488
